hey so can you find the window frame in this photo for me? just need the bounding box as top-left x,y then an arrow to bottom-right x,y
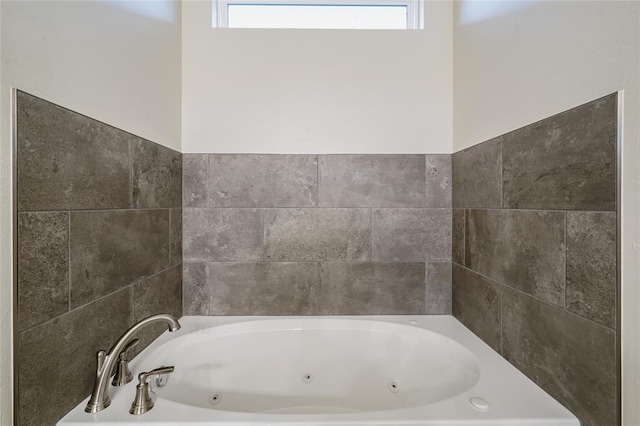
213,0 -> 423,30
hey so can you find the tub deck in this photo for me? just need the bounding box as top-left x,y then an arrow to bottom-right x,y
58,315 -> 579,426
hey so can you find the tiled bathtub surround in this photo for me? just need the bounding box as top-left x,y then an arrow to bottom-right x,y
452,94 -> 617,426
183,154 -> 452,316
16,91 -> 183,426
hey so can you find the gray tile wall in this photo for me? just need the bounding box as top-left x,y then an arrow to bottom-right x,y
183,154 -> 452,316
452,94 -> 618,426
16,91 -> 183,426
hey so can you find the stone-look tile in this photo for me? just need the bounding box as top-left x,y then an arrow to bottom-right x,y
183,154 -> 208,207
566,212 -> 616,328
132,138 -> 182,208
425,155 -> 452,208
318,263 -> 426,315
452,137 -> 502,208
264,209 -> 370,261
170,209 -> 183,266
503,94 -> 617,211
133,265 -> 183,351
209,262 -> 319,315
426,262 -> 452,314
318,155 -> 427,207
452,264 -> 501,352
69,210 -> 170,307
17,91 -> 131,211
183,208 -> 263,262
209,154 -> 318,207
502,287 -> 616,426
18,288 -> 131,426
465,209 -> 566,306
18,212 -> 69,331
372,208 -> 451,262
183,263 -> 209,315
452,209 -> 465,265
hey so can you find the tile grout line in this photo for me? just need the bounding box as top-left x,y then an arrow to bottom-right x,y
67,211 -> 71,311
129,140 -> 134,209
564,211 -> 568,310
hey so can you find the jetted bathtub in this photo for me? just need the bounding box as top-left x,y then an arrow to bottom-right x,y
59,316 -> 579,426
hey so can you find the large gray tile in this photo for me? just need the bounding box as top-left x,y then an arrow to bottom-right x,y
17,91 -> 131,211
133,265 -> 183,351
183,208 -> 263,262
132,138 -> 182,208
372,208 -> 451,262
264,208 -> 370,261
170,208 -> 182,266
452,264 -> 501,352
425,155 -> 452,208
183,263 -> 209,315
567,211 -> 616,328
319,155 -> 426,207
18,212 -> 69,330
465,209 -> 566,306
209,262 -> 319,315
502,286 -> 616,426
452,208 -> 465,265
183,154 -> 208,207
503,94 -> 617,210
18,288 -> 131,426
425,262 -> 452,314
318,263 -> 425,315
452,137 -> 502,208
209,154 -> 317,207
69,210 -> 170,307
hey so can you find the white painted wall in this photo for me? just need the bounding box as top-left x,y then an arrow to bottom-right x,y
0,2 -> 182,423
182,0 -> 453,154
453,1 -> 640,423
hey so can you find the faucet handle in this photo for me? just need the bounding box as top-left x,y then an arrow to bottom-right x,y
130,366 -> 175,415
139,366 -> 175,383
111,339 -> 139,386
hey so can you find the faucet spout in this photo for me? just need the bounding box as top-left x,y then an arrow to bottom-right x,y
85,314 -> 181,413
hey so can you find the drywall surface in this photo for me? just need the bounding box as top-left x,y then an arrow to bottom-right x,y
453,1 -> 640,423
0,1 -> 182,423
1,1 -> 182,150
182,0 -> 452,154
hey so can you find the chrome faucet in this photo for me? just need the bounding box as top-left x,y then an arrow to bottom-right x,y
85,314 -> 181,413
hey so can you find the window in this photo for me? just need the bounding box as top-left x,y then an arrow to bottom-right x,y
213,0 -> 423,30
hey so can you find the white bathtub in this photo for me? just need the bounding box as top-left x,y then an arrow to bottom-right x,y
59,316 -> 579,426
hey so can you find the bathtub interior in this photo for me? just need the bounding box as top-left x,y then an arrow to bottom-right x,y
145,319 -> 481,413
